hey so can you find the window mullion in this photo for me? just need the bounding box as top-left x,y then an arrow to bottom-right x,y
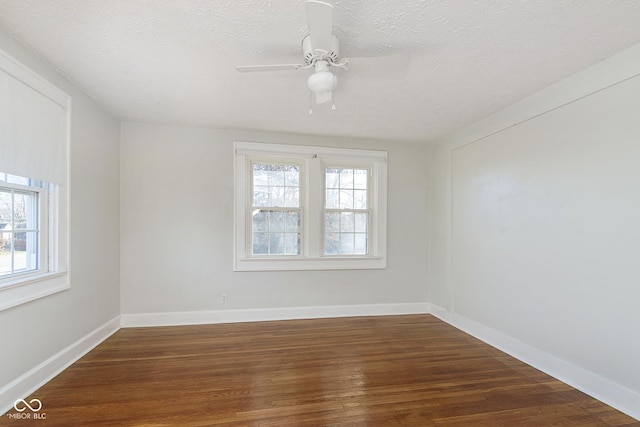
305,157 -> 321,258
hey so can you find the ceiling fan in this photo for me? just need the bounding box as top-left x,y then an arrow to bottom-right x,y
235,0 -> 350,108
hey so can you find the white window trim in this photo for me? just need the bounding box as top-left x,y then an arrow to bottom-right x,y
234,141 -> 387,271
248,157 -> 305,257
0,180 -> 46,274
0,180 -> 68,311
0,48 -> 70,311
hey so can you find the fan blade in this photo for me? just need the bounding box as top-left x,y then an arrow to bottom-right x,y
235,64 -> 303,73
305,0 -> 333,53
343,55 -> 411,79
315,91 -> 332,104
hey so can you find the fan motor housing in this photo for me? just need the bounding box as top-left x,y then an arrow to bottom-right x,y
302,34 -> 340,65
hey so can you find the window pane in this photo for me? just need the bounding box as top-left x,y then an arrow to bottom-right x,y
252,209 -> 300,256
285,166 -> 299,186
325,232 -> 339,255
13,231 -> 38,272
339,169 -> 354,188
0,190 -> 12,221
253,164 -> 269,181
252,210 -> 268,232
284,233 -> 300,255
13,231 -> 27,252
13,192 -> 25,223
354,233 -> 367,255
325,189 -> 339,209
253,162 -> 300,210
13,191 -> 34,229
323,211 -> 369,256
0,237 -> 12,276
253,186 -> 269,207
325,168 -> 340,188
325,167 -> 368,210
269,233 -> 285,254
340,212 -> 354,232
269,211 -> 285,232
340,233 -> 354,254
284,188 -> 299,207
268,166 -> 285,186
340,189 -> 354,209
269,186 -> 285,206
354,169 -> 368,189
325,212 -> 340,232
355,213 -> 368,233
253,232 -> 269,254
285,211 -> 301,232
353,190 -> 367,209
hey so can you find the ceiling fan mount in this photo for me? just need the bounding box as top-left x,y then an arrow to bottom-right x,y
302,34 -> 344,68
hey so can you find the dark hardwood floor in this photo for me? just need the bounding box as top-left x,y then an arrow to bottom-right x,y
2,314 -> 638,426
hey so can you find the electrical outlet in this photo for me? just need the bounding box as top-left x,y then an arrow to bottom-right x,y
220,292 -> 228,304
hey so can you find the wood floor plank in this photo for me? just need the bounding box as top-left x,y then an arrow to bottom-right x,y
1,315 -> 638,426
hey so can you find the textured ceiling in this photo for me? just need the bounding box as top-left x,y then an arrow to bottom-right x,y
1,0 -> 640,143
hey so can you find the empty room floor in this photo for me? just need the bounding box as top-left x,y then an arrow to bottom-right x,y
1,315 -> 637,426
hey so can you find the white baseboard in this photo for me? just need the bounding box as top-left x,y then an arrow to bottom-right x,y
429,305 -> 640,422
121,303 -> 430,327
0,316 -> 121,416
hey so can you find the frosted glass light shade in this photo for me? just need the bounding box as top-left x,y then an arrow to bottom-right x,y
307,71 -> 337,94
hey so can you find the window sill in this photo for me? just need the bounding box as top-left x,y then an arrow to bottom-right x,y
234,256 -> 387,272
0,271 -> 69,311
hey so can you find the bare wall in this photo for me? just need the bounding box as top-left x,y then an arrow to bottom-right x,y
430,43 -> 640,408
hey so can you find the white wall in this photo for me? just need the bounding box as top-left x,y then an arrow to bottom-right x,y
120,123 -> 429,318
0,29 -> 120,396
430,43 -> 640,416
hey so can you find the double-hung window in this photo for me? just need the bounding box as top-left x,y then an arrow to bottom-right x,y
0,175 -> 45,278
0,47 -> 69,311
235,142 -> 387,271
251,162 -> 302,256
324,166 -> 370,256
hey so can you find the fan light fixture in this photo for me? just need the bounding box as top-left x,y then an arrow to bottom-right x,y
307,70 -> 337,95
307,60 -> 336,105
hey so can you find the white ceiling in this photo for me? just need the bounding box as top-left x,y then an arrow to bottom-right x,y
1,1 -> 640,144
